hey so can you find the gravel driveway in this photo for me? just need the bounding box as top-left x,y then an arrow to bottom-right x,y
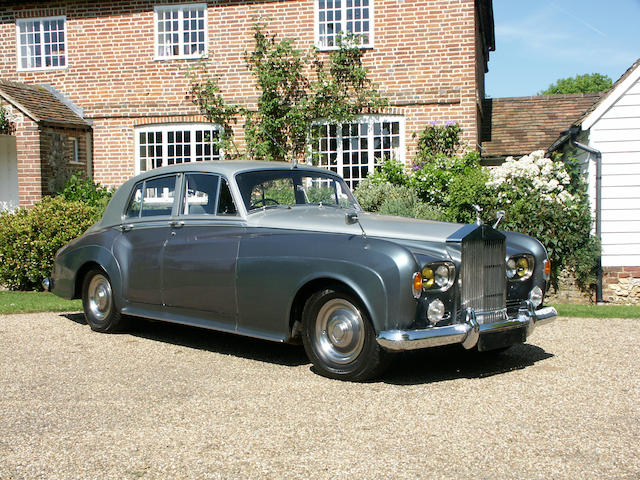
0,312 -> 638,479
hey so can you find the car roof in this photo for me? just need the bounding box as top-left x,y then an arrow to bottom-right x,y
131,160 -> 338,181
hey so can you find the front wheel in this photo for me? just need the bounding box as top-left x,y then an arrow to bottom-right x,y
82,269 -> 123,333
301,287 -> 389,381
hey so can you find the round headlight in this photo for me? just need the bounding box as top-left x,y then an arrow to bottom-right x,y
506,258 -> 517,278
435,265 -> 450,288
517,257 -> 530,278
422,267 -> 435,289
427,299 -> 445,324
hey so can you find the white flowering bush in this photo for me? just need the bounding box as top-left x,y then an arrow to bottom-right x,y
486,150 -> 599,292
487,150 -> 575,205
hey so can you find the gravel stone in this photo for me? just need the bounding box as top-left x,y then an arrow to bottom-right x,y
0,312 -> 638,479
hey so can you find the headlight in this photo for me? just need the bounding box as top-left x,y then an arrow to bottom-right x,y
506,254 -> 533,281
421,262 -> 455,291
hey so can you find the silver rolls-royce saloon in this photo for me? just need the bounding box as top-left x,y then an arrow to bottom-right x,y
47,161 -> 556,381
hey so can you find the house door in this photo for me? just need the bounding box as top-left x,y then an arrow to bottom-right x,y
0,135 -> 18,211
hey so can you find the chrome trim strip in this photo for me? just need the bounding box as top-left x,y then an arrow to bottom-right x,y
376,301 -> 557,352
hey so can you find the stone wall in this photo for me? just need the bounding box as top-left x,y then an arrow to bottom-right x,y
603,267 -> 640,305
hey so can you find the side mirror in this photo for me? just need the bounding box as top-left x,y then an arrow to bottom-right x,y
493,210 -> 506,229
345,212 -> 359,225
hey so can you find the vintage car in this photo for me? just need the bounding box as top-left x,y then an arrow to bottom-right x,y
47,161 -> 556,381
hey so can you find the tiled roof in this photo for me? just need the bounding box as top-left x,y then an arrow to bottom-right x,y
481,93 -> 602,158
0,80 -> 90,128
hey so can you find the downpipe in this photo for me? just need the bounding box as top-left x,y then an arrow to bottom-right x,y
565,126 -> 603,303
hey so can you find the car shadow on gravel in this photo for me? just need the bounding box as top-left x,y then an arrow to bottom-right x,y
60,313 -> 552,380
113,315 -> 308,367
380,343 -> 554,385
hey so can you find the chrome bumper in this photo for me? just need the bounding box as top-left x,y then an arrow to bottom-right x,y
376,301 -> 557,352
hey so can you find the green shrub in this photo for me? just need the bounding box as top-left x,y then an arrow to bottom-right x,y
59,173 -> 113,215
0,196 -> 100,290
354,178 -> 445,221
414,121 -> 462,162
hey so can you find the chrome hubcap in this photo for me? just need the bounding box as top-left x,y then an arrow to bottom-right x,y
315,298 -> 365,365
88,274 -> 112,321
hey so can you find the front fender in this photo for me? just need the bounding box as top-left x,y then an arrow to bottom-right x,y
236,231 -> 421,338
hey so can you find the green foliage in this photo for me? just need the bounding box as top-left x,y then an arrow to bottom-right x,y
0,104 -> 11,134
189,24 -> 387,162
59,173 -> 113,215
539,73 -> 612,95
354,178 -> 446,221
0,196 -> 100,290
414,122 -> 462,163
409,151 -> 488,218
187,63 -> 242,159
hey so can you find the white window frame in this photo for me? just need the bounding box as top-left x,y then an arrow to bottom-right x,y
68,137 -> 83,165
154,3 -> 207,60
314,0 -> 374,51
134,123 -> 223,174
311,115 -> 405,189
16,16 -> 67,71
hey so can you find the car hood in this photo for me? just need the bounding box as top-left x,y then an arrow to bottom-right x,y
245,206 -> 465,243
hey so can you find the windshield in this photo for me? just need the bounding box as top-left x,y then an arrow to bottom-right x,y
235,169 -> 360,212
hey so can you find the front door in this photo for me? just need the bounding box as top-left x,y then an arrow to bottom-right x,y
161,173 -> 244,326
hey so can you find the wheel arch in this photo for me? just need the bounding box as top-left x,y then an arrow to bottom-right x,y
288,275 -> 377,343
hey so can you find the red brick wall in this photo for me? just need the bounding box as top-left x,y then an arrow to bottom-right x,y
1,0 -> 483,188
0,101 -> 43,208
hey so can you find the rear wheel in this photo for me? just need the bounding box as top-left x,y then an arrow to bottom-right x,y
82,269 -> 123,333
302,287 -> 389,381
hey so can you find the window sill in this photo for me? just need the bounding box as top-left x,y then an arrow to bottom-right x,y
17,65 -> 68,72
315,44 -> 374,52
153,55 -> 208,62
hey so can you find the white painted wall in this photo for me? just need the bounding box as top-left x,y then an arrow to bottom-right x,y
584,75 -> 640,267
0,134 -> 19,212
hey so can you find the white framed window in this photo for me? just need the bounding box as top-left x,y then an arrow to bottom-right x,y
154,3 -> 207,60
312,115 -> 404,189
135,123 -> 222,173
69,137 -> 82,164
315,0 -> 373,50
16,16 -> 66,70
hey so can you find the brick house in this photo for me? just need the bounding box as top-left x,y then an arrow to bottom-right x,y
0,0 -> 495,208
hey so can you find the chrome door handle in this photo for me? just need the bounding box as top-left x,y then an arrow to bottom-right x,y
120,224 -> 134,232
169,220 -> 185,228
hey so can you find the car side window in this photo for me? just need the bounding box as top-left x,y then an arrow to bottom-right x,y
124,182 -> 143,219
217,179 -> 238,216
183,173 -> 220,215
124,175 -> 177,219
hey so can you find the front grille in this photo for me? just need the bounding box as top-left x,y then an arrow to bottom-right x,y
460,227 -> 507,324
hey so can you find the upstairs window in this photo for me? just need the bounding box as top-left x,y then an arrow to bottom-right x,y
135,124 -> 222,173
316,0 -> 372,49
17,17 -> 66,70
312,115 -> 403,189
155,4 -> 207,59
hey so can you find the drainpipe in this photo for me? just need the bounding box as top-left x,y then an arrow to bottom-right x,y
564,126 -> 603,303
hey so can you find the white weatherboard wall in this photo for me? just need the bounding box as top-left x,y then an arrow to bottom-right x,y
582,70 -> 640,267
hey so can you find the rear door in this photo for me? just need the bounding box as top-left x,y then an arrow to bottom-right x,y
113,174 -> 179,306
162,173 -> 244,326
